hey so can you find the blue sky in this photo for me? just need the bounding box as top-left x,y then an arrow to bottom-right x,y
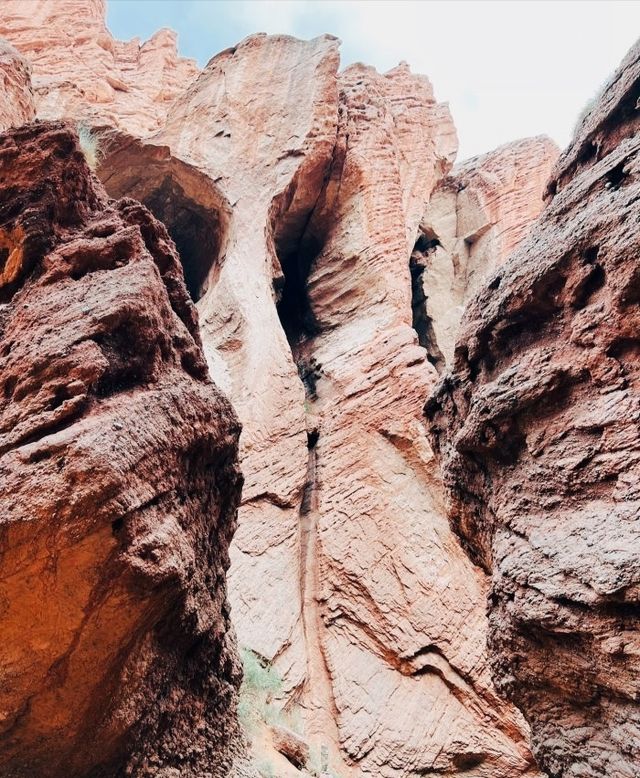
107,1 -> 640,160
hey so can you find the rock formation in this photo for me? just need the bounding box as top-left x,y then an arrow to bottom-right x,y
8,2 -> 631,776
427,40 -> 640,778
0,121 -> 243,777
0,37 -> 35,131
96,36 -> 551,776
0,0 -> 198,136
418,136 -> 559,365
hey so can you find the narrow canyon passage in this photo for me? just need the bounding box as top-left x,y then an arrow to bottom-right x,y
97,49 -> 542,776
0,3 -> 637,777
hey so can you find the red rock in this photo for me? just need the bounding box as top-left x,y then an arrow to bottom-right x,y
96,34 -> 542,777
0,121 -> 243,777
426,40 -> 640,778
0,0 -> 198,136
0,37 -> 35,130
269,724 -> 310,769
419,136 -> 559,365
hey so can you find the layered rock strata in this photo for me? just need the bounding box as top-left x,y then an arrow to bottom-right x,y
427,41 -> 640,778
0,0 -> 198,135
0,3 -> 567,774
417,136 -> 558,366
0,121 -> 243,778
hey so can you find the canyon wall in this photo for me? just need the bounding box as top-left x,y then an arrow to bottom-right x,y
7,0 -> 628,778
0,120 -> 244,777
427,40 -> 640,778
96,37 -> 553,777
0,0 -> 199,135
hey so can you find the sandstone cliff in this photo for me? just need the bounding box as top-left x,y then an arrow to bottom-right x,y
427,40 -> 640,778
0,37 -> 35,131
0,121 -> 243,777
0,2 -> 610,776
0,0 -> 198,136
95,34 -> 552,776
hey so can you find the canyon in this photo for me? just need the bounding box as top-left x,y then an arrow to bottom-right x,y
0,2 -> 636,777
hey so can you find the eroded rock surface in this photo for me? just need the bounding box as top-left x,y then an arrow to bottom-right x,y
0,0 -> 198,135
0,37 -> 35,131
427,41 -> 640,778
417,136 -> 559,366
0,3 -> 556,772
0,121 -> 243,778
94,32 -> 546,777
100,31 -> 341,746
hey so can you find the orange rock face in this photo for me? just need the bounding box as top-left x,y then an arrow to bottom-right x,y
418,136 -> 559,366
427,41 -> 640,778
0,121 -> 243,778
0,38 -> 35,130
0,0 -> 198,136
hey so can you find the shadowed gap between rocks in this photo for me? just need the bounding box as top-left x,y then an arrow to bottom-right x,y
142,176 -> 223,302
272,205 -> 348,767
410,227 -> 445,372
98,144 -> 229,305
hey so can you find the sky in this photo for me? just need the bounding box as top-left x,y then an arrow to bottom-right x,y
107,1 -> 640,160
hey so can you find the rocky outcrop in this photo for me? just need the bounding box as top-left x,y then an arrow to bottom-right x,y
0,121 -> 243,777
98,37 -> 542,775
427,41 -> 640,778
417,136 -> 558,366
0,37 -> 35,130
291,62 -> 539,778
0,4 -> 564,774
0,0 -> 198,136
99,34 -> 341,742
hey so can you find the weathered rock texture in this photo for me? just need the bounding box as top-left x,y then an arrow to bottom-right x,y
0,4 -> 566,775
427,41 -> 640,778
417,136 -> 558,366
0,0 -> 199,135
97,36 -> 545,775
0,121 -> 243,777
0,38 -> 35,131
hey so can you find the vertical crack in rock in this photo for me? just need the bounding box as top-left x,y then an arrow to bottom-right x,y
426,39 -> 640,778
273,189 -> 350,773
410,228 -> 446,372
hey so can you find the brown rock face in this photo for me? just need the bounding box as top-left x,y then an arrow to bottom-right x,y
427,41 -> 640,778
0,37 -> 35,131
418,136 -> 559,366
0,122 -> 243,777
0,0 -> 198,135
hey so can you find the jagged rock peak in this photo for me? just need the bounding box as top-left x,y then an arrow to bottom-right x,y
0,0 -> 199,135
